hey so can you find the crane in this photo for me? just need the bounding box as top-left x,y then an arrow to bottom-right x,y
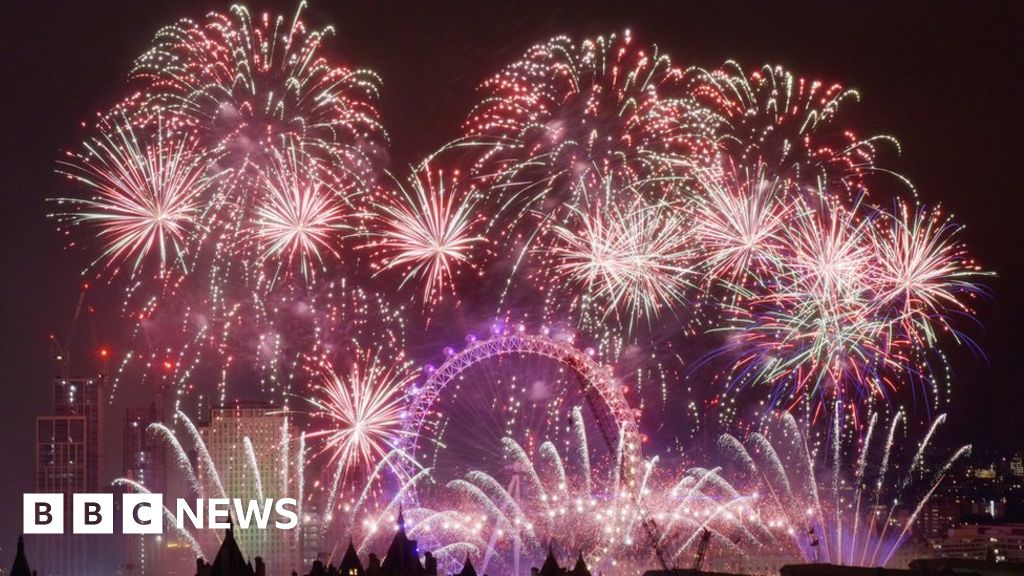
693,528 -> 712,572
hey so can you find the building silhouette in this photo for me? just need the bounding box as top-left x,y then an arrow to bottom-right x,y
195,526 -> 266,576
9,536 -> 34,576
300,520 -> 594,576
452,557 -> 476,576
190,513 -> 598,576
531,548 -> 590,576
379,510 -> 436,576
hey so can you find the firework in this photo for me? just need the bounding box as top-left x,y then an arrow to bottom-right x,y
691,161 -> 792,288
707,188 -> 988,419
368,409 -> 775,576
367,166 -> 486,306
130,1 -> 386,175
53,113 -> 221,277
717,411 -> 971,567
870,201 -> 988,346
53,17 -> 995,575
251,147 -> 357,284
546,184 -> 696,328
688,62 -> 903,198
464,30 -> 715,228
306,347 -> 418,485
53,2 -> 392,405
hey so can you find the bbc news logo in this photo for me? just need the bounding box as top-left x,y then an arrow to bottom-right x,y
24,494 -> 298,534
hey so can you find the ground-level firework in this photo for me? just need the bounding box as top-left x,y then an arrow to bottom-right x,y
717,411 -> 971,567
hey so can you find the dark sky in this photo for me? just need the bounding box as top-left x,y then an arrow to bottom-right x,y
0,0 -> 1021,559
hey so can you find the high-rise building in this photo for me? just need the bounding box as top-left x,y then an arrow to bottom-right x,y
33,376 -> 105,576
200,402 -> 301,576
53,377 -> 104,491
123,403 -> 168,576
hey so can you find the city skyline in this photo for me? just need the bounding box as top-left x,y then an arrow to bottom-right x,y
0,2 -> 1022,576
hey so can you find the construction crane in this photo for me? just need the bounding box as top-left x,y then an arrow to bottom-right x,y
639,513 -> 670,571
693,528 -> 712,572
564,355 -> 671,571
50,286 -> 89,377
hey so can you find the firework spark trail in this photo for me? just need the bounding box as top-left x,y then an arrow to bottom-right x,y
572,407 -> 593,496
463,471 -> 534,540
357,468 -> 436,553
901,413 -> 948,492
719,411 -> 969,566
343,448 -> 425,538
148,422 -> 201,495
849,412 -> 878,562
878,444 -> 971,567
875,411 -> 904,506
112,479 -> 205,556
178,411 -> 227,500
243,436 -> 266,502
539,441 -> 568,495
446,479 -> 523,565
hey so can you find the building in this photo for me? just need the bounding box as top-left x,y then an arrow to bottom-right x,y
911,558 -> 1024,576
919,498 -> 963,539
299,502 -> 326,570
194,526 -> 266,576
1010,454 -> 1024,479
33,375 -> 105,576
52,377 -> 104,490
123,403 -> 168,576
928,524 -> 1024,563
9,536 -> 33,576
778,564 -> 951,576
531,548 -> 591,576
201,402 -> 301,576
379,510 -> 435,576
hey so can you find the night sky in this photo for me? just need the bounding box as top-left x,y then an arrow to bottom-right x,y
0,0 -> 1021,560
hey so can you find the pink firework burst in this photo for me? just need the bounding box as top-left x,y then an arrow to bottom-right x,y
54,113 -> 221,277
367,166 -> 486,306
306,348 -> 418,483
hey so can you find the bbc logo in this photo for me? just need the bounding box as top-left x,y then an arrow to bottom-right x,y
24,493 -> 163,535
